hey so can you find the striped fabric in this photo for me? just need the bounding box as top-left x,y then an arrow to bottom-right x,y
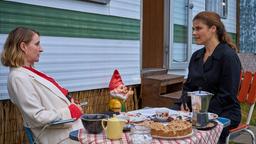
77,122 -> 223,144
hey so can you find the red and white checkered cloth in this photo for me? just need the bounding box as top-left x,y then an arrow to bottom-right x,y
78,130 -> 130,144
78,122 -> 223,144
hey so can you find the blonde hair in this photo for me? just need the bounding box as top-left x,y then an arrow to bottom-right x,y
193,11 -> 237,50
1,27 -> 40,67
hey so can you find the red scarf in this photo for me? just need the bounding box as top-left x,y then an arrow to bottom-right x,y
22,66 -> 68,96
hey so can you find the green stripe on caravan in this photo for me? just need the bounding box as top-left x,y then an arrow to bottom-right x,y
0,1 -> 140,40
173,24 -> 236,44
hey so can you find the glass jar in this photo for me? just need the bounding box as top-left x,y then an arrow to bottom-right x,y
130,125 -> 152,144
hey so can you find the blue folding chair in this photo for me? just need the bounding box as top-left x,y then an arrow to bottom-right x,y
24,119 -> 75,144
24,127 -> 34,144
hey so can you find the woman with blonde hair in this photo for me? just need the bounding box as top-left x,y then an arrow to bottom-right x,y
1,27 -> 83,144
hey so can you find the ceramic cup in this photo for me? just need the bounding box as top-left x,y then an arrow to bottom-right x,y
155,109 -> 169,121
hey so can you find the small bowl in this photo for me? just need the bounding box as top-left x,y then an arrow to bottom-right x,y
81,114 -> 109,134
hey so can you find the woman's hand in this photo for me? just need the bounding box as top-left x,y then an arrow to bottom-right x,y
71,99 -> 84,114
180,103 -> 190,112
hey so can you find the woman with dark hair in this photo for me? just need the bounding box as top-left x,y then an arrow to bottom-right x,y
172,11 -> 241,143
1,27 -> 83,143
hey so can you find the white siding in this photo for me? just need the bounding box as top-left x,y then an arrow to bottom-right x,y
191,0 -> 236,53
191,0 -> 206,53
172,43 -> 188,62
222,0 -> 236,33
0,36 -> 9,99
109,0 -> 141,19
7,0 -> 141,19
0,64 -> 8,100
173,0 -> 187,25
192,0 -> 236,33
170,0 -> 188,65
0,35 -> 140,99
192,0 -> 206,17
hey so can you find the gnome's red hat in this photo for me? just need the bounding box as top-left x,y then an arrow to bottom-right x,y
109,69 -> 124,91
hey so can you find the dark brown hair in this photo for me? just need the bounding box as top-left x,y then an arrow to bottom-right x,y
1,27 -> 40,67
193,11 -> 237,50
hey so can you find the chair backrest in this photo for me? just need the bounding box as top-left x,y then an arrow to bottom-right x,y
24,127 -> 34,144
238,71 -> 252,103
237,71 -> 256,125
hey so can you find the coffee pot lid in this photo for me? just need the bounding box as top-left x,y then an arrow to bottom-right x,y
109,115 -> 127,122
188,91 -> 214,97
109,116 -> 119,122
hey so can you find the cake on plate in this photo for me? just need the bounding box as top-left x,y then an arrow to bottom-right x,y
139,119 -> 192,138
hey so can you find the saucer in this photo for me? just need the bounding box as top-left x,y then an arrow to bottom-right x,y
123,124 -> 133,132
150,115 -> 174,122
195,120 -> 218,130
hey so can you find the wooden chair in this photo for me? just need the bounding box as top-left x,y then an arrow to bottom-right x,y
226,71 -> 256,144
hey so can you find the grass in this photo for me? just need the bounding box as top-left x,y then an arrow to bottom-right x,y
229,142 -> 244,144
240,103 -> 256,126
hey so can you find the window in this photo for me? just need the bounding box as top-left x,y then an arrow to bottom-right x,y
166,0 -> 193,70
205,0 -> 228,19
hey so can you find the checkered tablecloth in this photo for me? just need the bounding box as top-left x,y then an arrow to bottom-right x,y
77,122 -> 223,144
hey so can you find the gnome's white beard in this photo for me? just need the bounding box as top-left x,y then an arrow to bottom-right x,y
110,90 -> 127,100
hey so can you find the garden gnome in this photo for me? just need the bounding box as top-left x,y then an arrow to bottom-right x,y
109,69 -> 134,112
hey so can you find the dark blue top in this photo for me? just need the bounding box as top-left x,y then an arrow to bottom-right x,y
176,43 -> 241,127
